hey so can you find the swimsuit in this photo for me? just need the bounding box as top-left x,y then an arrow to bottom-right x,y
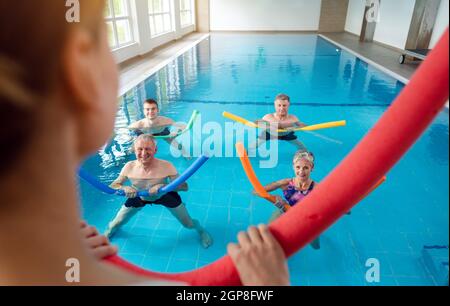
264,131 -> 298,141
134,127 -> 171,137
282,179 -> 320,249
283,180 -> 315,207
124,191 -> 182,209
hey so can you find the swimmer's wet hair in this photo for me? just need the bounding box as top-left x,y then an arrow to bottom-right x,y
144,99 -> 159,109
293,150 -> 315,167
130,134 -> 157,153
275,94 -> 290,103
135,134 -> 157,146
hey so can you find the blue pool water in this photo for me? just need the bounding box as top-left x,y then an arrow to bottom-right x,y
80,33 -> 449,286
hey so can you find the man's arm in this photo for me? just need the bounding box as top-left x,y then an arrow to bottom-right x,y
133,118 -> 178,133
294,122 -> 307,128
147,174 -> 187,195
110,162 -> 131,190
254,119 -> 270,129
171,122 -> 187,132
128,120 -> 141,130
278,116 -> 306,130
167,174 -> 188,192
111,174 -> 138,198
293,115 -> 307,128
256,114 -> 282,131
110,175 -> 128,190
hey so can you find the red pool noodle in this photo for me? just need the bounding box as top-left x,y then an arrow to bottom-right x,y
105,29 -> 449,285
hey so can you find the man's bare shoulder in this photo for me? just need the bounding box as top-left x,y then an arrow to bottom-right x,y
119,161 -> 134,177
154,158 -> 174,168
121,161 -> 137,174
262,113 -> 275,122
129,119 -> 145,129
154,159 -> 177,175
157,116 -> 175,125
288,114 -> 300,121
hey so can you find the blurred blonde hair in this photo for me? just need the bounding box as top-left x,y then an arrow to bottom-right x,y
0,0 -> 106,174
0,0 -> 105,107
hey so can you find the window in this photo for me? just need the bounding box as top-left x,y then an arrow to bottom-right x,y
105,0 -> 134,49
179,0 -> 193,27
149,0 -> 173,37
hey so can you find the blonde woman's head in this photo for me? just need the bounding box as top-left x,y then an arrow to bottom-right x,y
0,0 -> 118,175
292,150 -> 314,180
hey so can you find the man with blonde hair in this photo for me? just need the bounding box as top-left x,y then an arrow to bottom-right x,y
105,134 -> 212,248
251,94 -> 307,151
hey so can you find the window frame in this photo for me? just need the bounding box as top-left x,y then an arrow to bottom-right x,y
105,0 -> 135,50
179,0 -> 194,28
148,0 -> 174,38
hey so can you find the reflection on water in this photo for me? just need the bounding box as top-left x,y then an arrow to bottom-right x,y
343,60 -> 352,83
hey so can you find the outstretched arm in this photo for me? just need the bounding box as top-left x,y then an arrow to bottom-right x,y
278,116 -> 306,130
110,175 -> 128,190
171,122 -> 187,132
292,115 -> 307,128
110,167 -> 138,198
147,174 -> 188,196
127,120 -> 142,130
254,118 -> 281,131
254,178 -> 290,195
294,121 -> 307,128
168,174 -> 188,192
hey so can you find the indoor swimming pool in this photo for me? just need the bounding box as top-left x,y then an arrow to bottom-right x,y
80,33 -> 449,286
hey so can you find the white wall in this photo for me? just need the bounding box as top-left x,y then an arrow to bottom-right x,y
345,0 -> 366,35
210,0 -> 322,31
373,0 -> 416,50
113,0 -> 196,63
429,0 -> 449,48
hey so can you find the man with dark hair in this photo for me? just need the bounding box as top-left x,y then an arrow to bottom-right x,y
128,99 -> 190,158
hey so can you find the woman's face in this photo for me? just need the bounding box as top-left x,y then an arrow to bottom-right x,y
293,159 -> 313,180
